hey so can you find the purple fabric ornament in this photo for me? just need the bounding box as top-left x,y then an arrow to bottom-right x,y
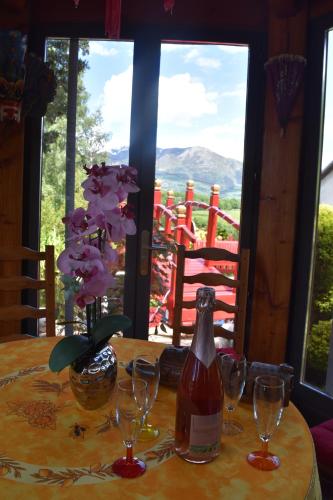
265,53 -> 306,136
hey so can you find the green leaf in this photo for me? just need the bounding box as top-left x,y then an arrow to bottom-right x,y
49,335 -> 92,373
91,314 -> 132,346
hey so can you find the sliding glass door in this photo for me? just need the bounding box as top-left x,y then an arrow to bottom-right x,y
36,32 -> 264,342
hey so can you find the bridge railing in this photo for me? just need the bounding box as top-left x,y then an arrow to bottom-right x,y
152,179 -> 240,327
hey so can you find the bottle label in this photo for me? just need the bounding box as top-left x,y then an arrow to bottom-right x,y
189,413 -> 221,454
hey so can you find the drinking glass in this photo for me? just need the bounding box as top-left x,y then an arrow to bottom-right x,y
247,375 -> 285,471
132,353 -> 160,441
112,378 -> 147,478
219,353 -> 247,435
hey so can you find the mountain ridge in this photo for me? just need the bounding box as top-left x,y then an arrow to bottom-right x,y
110,146 -> 243,197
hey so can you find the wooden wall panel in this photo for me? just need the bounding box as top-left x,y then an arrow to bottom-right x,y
248,2 -> 309,363
0,3 -> 28,336
30,0 -> 266,34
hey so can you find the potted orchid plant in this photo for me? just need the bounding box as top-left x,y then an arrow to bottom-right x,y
49,162 -> 139,409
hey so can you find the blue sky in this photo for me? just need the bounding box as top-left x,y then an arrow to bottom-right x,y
83,41 -> 248,161
83,37 -> 333,168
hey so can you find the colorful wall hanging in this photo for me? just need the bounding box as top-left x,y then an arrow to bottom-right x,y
21,53 -> 56,119
0,30 -> 26,122
265,53 -> 306,136
164,0 -> 175,13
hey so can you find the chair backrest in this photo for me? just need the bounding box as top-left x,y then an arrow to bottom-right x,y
0,245 -> 56,340
171,245 -> 250,354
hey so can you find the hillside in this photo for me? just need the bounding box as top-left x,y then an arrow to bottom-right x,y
110,146 -> 243,197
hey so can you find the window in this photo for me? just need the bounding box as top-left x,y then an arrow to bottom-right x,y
289,18 -> 333,423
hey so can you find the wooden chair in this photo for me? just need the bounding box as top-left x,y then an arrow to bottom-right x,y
0,245 -> 56,342
170,245 -> 250,354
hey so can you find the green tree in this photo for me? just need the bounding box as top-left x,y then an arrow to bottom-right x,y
312,204 -> 333,322
40,39 -> 110,321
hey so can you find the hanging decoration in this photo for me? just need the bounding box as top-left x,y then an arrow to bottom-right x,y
265,53 -> 306,136
21,53 -> 56,119
105,0 -> 122,39
0,30 -> 26,122
164,0 -> 175,13
72,0 -> 173,38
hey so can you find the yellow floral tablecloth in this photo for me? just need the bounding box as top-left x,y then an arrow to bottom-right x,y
0,337 -> 321,500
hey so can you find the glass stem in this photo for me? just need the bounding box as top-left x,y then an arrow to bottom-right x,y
126,445 -> 133,463
261,440 -> 269,457
142,413 -> 148,428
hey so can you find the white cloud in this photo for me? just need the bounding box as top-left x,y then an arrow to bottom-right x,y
89,41 -> 118,57
196,57 -> 221,69
184,48 -> 200,62
222,82 -> 247,98
157,118 -> 246,162
158,73 -> 218,125
100,65 -> 244,160
101,66 -> 133,148
162,43 -> 189,53
183,47 -> 221,69
218,44 -> 248,54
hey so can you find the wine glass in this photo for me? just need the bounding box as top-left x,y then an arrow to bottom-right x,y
112,378 -> 147,478
247,375 -> 285,471
132,353 -> 160,441
219,353 -> 247,435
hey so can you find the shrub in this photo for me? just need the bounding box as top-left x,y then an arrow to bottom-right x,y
312,204 -> 333,321
307,320 -> 332,372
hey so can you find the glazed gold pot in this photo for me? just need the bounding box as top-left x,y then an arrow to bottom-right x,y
69,343 -> 117,411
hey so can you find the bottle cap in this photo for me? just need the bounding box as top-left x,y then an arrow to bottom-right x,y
196,287 -> 215,312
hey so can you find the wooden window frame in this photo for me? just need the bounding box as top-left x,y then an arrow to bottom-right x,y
23,23 -> 266,346
287,12 -> 333,424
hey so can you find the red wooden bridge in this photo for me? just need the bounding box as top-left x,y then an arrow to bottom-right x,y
150,180 -> 240,328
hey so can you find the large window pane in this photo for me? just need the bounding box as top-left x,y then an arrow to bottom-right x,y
40,39 -> 133,335
150,42 -> 249,346
302,29 -> 333,396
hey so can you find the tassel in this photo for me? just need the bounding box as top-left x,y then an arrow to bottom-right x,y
164,0 -> 175,13
105,0 -> 122,39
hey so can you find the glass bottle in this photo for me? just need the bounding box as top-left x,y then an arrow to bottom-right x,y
175,287 -> 223,463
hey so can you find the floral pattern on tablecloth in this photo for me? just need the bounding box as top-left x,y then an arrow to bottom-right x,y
0,337 -> 321,499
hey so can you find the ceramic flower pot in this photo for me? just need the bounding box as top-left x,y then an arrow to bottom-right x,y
69,342 -> 117,411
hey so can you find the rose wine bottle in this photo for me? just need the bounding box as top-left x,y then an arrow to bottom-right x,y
175,287 -> 223,463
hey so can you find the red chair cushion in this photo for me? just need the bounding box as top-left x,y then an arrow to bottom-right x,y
311,419 -> 333,476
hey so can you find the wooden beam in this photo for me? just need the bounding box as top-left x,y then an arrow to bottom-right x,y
248,1 -> 309,363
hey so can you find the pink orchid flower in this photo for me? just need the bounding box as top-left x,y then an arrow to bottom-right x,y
104,207 -> 137,242
58,162 -> 139,309
62,207 -> 97,238
57,243 -> 104,277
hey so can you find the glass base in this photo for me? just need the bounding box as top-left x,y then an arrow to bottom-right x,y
112,456 -> 146,478
137,423 -> 160,442
247,450 -> 280,471
222,420 -> 243,435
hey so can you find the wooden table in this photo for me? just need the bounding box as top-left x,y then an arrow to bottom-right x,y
0,337 -> 322,499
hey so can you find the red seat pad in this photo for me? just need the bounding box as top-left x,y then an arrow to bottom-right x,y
311,419 -> 333,474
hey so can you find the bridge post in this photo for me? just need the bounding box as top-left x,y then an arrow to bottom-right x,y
206,184 -> 220,248
185,181 -> 194,243
168,205 -> 186,325
153,179 -> 162,222
175,205 -> 187,245
165,189 -> 174,236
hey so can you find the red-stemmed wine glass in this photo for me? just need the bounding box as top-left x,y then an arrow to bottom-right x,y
112,378 -> 147,478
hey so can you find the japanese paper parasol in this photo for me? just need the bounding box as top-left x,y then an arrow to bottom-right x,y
265,53 -> 306,136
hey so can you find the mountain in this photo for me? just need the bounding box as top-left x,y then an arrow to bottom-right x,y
109,146 -> 243,197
